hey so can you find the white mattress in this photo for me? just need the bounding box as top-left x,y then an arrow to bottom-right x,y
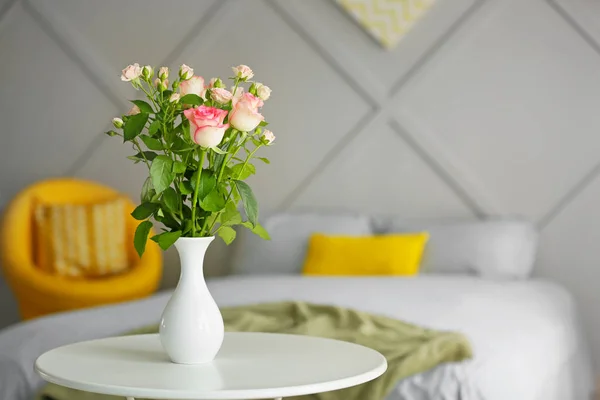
0,275 -> 593,400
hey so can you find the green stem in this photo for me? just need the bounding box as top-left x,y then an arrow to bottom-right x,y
208,144 -> 263,235
139,84 -> 160,111
216,132 -> 242,182
191,148 -> 206,237
132,139 -> 151,170
237,145 -> 262,180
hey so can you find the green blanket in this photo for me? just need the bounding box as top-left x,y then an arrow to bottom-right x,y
38,302 -> 472,400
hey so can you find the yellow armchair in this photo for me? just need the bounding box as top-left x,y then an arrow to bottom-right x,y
0,178 -> 162,320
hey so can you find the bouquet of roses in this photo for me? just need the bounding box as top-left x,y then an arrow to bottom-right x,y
107,63 -> 274,256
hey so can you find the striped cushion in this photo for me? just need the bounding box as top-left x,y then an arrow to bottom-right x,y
33,197 -> 130,277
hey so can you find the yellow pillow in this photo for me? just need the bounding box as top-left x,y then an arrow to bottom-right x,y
302,233 -> 429,276
34,197 -> 130,278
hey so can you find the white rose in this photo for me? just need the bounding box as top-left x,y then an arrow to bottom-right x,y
169,93 -> 181,103
180,76 -> 205,97
262,129 -> 275,145
210,88 -> 233,104
255,83 -> 271,101
158,67 -> 169,80
142,65 -> 153,79
112,117 -> 124,128
157,79 -> 168,91
179,64 -> 194,80
121,63 -> 142,82
232,64 -> 254,80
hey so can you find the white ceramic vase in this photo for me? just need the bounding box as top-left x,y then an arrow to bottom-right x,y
159,236 -> 224,364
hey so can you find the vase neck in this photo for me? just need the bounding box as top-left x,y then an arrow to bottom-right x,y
174,237 -> 214,278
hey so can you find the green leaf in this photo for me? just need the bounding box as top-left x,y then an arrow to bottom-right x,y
127,151 -> 157,163
182,121 -> 191,140
173,161 -> 186,174
179,180 -> 193,195
231,163 -> 256,180
154,211 -> 180,230
140,135 -> 163,150
211,146 -> 227,155
130,100 -> 154,114
241,221 -> 270,240
162,187 -> 179,213
150,155 -> 175,194
217,226 -> 236,245
191,170 -> 216,200
123,113 -> 149,141
134,220 -> 153,257
171,136 -> 192,152
131,202 -> 158,220
141,177 -> 155,203
182,220 -> 193,235
234,180 -> 258,227
259,120 -> 269,127
148,120 -> 161,135
200,187 -> 226,212
220,202 -> 242,226
180,94 -> 203,106
151,230 -> 182,251
257,157 -> 270,164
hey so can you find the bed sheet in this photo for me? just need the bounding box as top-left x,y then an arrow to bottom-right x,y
0,275 -> 592,400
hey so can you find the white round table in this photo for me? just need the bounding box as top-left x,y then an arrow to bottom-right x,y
35,332 -> 387,400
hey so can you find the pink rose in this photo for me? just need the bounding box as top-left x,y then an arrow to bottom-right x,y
121,63 -> 142,81
229,93 -> 264,132
210,88 -> 233,104
262,129 -> 275,145
127,105 -> 141,115
179,64 -> 194,80
183,106 -> 229,148
232,64 -> 254,80
180,76 -> 205,98
169,93 -> 180,103
231,86 -> 244,106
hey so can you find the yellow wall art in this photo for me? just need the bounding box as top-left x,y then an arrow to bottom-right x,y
336,0 -> 437,50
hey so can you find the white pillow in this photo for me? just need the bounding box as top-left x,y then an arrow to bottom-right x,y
230,213 -> 372,275
384,218 -> 538,279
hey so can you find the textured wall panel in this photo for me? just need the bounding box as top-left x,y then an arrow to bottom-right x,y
74,136 -> 148,200
278,0 -> 476,100
0,2 -> 117,205
29,0 -> 215,70
554,0 -> 600,46
393,0 -> 600,221
171,0 -> 371,211
27,0 -> 218,103
292,118 -> 476,218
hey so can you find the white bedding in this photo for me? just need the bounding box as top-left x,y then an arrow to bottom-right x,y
0,275 -> 593,400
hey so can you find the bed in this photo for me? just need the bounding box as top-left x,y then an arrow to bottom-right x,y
0,214 -> 594,400
0,275 -> 592,400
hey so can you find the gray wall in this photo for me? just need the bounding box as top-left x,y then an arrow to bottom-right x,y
2,0 -> 600,369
